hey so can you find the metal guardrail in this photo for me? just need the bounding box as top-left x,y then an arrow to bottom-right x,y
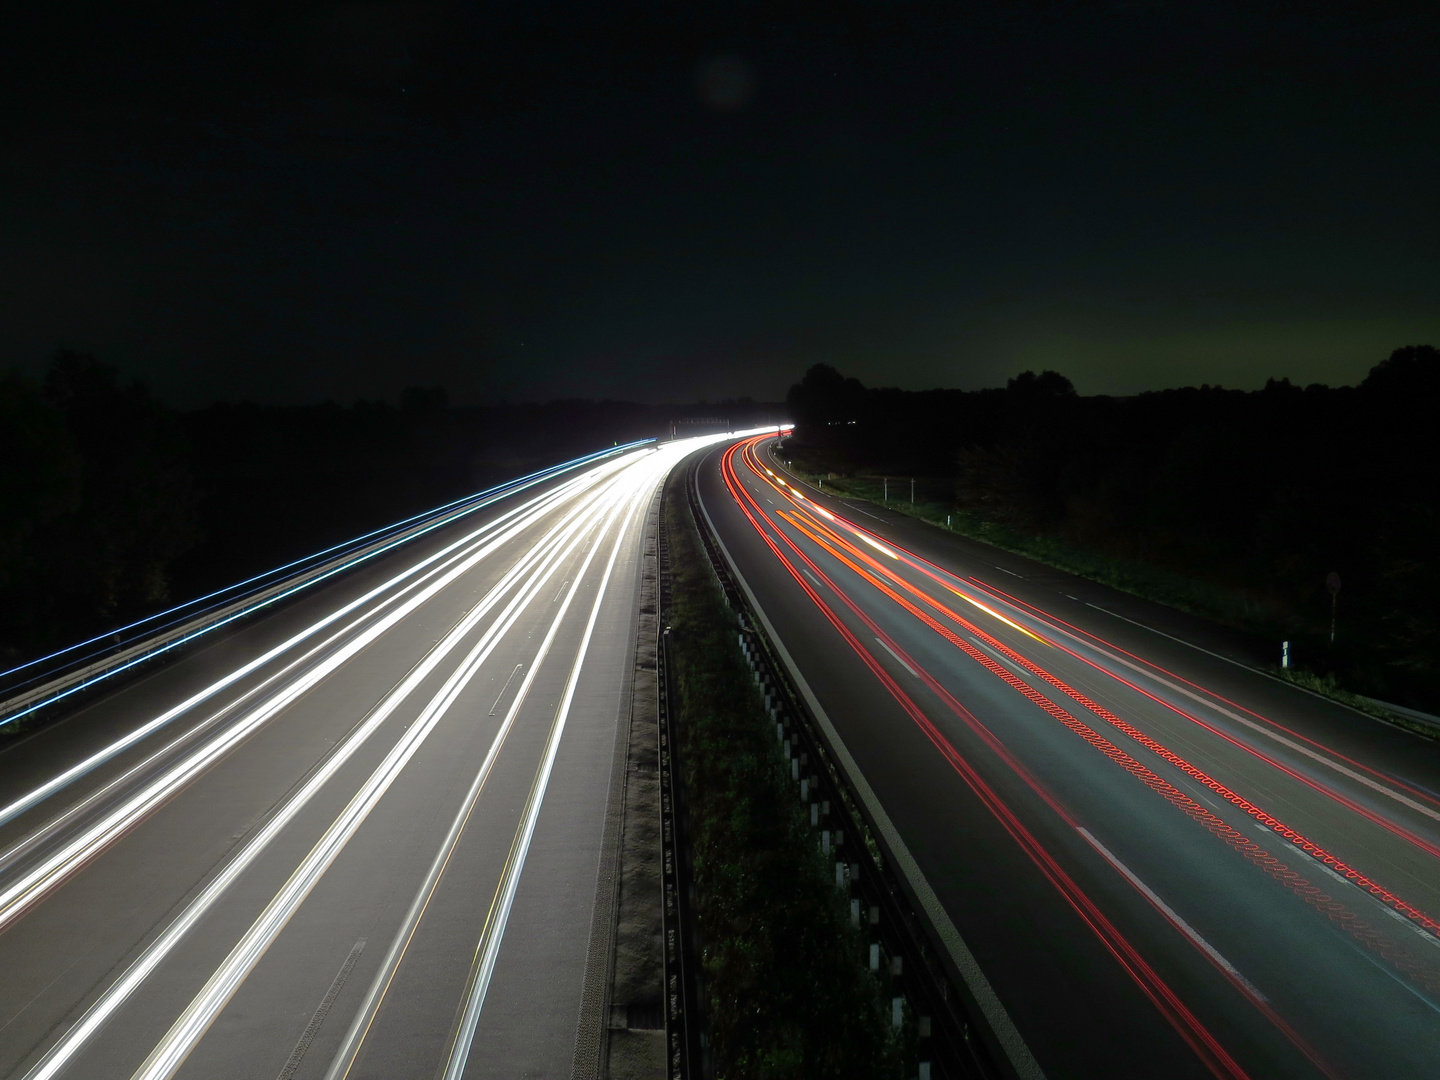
0,443 -> 654,733
0,495 -> 496,732
682,456 -> 1008,1080
657,495 -> 700,1078
1362,696 -> 1440,734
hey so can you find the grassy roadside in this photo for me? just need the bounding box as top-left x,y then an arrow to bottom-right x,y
1272,668 -> 1440,742
780,452 -> 1439,742
784,465 -> 1277,625
662,472 -> 904,1078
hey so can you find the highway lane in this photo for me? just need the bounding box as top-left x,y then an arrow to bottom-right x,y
699,434 -> 1440,1080
0,432 -> 753,1080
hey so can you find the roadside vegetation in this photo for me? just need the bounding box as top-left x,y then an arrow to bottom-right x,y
0,349 -> 779,676
782,349 -> 1440,719
662,474 -> 903,1078
789,470 -> 1281,631
781,466 -> 1436,741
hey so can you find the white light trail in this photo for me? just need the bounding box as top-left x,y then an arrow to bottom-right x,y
0,441 -> 650,708
14,430 -> 764,1080
0,457 -> 626,834
0,459 -> 631,938
0,475 -> 614,876
125,479 -> 639,1080
19,463 -> 634,1080
439,453 -> 653,1080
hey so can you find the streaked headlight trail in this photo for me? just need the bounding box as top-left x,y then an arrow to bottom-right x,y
0,431 -> 763,1080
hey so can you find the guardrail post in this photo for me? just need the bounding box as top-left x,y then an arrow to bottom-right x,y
685,453 -> 1007,1080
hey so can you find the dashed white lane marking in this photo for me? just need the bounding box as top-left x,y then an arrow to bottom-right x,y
488,664 -> 524,716
1072,607 -> 1440,825
875,637 -> 919,679
438,477 -> 644,1080
1077,827 -> 1268,1004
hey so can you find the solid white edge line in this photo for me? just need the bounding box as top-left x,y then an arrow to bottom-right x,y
1079,601 -> 1439,742
1052,614 -> 1440,826
8,435 -> 753,1080
0,443 -> 652,722
16,473 -> 626,1080
845,516 -> 1440,828
697,448 -> 1047,1080
0,476 -> 595,872
120,468 -> 635,1080
440,474 -> 643,1080
779,451 -> 1440,964
0,442 -> 647,687
328,457 -> 679,1080
776,449 -> 1440,803
0,473 -> 612,935
0,460 -> 624,832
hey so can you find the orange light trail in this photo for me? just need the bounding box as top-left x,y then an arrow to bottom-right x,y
778,492 -> 1440,876
727,434 -> 1440,1077
775,496 -> 1440,951
824,515 -> 1440,852
721,437 -> 1259,1080
770,454 -> 1440,821
746,440 -> 1440,911
967,575 -> 1440,816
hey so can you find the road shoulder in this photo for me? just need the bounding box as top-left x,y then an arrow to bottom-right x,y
572,487 -> 665,1080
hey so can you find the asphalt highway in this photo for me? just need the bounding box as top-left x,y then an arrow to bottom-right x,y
0,433 -> 750,1080
699,434 -> 1440,1080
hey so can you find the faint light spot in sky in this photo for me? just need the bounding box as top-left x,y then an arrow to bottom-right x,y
696,55 -> 754,111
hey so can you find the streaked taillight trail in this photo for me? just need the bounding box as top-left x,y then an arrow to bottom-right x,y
718,432 -> 1440,1080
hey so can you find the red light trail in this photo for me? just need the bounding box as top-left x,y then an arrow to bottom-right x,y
718,433 -> 1440,1078
719,438 -> 1257,1080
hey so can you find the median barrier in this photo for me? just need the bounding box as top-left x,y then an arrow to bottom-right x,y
683,455 -> 1013,1080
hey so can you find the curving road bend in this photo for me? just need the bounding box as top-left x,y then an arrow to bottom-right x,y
700,434 -> 1440,1080
0,432 -> 754,1080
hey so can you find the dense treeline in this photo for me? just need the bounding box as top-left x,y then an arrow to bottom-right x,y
785,348 -> 1440,710
2,353 -> 199,655
0,351 -> 780,669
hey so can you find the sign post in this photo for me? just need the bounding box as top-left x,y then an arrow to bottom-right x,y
1326,572 -> 1342,646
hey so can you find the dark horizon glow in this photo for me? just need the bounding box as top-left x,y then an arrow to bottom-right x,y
3,4 -> 1436,406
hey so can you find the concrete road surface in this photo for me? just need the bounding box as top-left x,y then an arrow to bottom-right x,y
0,432 -> 752,1080
699,434 -> 1440,1080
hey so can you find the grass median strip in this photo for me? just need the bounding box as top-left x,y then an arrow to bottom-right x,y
662,474 -> 903,1079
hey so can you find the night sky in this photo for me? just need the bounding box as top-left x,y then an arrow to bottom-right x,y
3,2 -> 1436,406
